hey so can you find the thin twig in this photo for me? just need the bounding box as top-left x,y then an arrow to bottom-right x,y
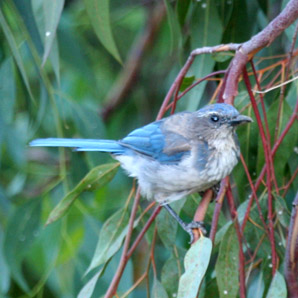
105,189 -> 141,298
243,68 -> 277,275
222,0 -> 298,102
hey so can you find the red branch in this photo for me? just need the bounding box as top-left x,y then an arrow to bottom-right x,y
105,190 -> 141,298
243,68 -> 277,275
223,0 -> 298,102
255,97 -> 298,192
210,178 -> 228,242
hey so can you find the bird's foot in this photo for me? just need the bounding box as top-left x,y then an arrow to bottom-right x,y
181,221 -> 206,244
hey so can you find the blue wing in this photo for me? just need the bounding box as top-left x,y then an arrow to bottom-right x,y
120,121 -> 190,164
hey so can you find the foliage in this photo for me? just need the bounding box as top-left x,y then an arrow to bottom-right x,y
0,0 -> 297,297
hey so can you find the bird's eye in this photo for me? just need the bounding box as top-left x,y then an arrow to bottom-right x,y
210,115 -> 219,122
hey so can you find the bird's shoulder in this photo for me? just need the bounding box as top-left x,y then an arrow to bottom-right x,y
119,112 -> 196,162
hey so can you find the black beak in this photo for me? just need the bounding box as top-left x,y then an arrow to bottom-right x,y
229,115 -> 253,126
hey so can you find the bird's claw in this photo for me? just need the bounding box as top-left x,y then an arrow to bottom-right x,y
184,221 -> 206,244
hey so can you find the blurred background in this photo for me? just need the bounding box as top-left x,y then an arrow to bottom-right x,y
0,0 -> 297,297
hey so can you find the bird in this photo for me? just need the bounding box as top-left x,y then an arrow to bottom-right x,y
30,103 -> 252,242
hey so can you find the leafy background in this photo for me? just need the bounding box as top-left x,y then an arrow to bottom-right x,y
0,0 -> 297,297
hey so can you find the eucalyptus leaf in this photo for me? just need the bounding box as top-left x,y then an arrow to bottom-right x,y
84,0 -> 121,63
46,163 -> 119,225
215,224 -> 239,298
177,237 -> 212,298
265,271 -> 287,298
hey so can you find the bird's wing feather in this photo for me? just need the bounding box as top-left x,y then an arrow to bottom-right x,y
120,121 -> 191,163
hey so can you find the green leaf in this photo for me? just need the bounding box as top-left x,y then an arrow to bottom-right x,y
13,0 -> 44,55
42,0 -> 64,66
163,0 -> 182,52
0,8 -> 35,102
86,206 -> 139,274
257,100 -> 298,182
265,271 -> 287,298
84,0 -> 121,63
3,200 -> 41,291
46,162 -> 119,225
176,0 -> 191,27
152,278 -> 168,298
274,195 -> 290,228
161,246 -> 186,295
180,76 -> 195,92
156,199 -> 185,247
78,265 -> 106,298
177,236 -> 212,298
0,58 -> 16,125
187,0 -> 223,110
215,224 -> 239,298
0,227 -> 10,295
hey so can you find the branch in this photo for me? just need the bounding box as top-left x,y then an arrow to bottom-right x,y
105,190 -> 141,298
285,191 -> 298,297
223,0 -> 298,102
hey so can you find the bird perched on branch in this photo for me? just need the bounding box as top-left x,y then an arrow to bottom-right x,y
30,103 -> 252,242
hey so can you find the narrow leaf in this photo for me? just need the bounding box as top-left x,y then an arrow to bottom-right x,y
84,0 -> 121,63
161,246 -> 186,295
152,278 -> 168,298
46,162 -> 119,225
42,0 -> 65,66
86,206 -> 138,274
265,271 -> 287,298
78,265 -> 106,298
0,8 -> 34,102
215,224 -> 239,298
163,0 -> 182,52
177,236 -> 212,298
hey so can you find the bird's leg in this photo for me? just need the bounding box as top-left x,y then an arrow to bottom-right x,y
198,182 -> 221,200
163,204 -> 206,244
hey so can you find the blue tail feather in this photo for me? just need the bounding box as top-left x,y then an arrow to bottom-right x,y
29,138 -> 124,154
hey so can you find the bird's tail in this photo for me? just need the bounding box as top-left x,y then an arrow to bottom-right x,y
29,138 -> 125,154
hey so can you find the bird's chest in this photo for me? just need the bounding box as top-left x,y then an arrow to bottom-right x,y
204,137 -> 239,181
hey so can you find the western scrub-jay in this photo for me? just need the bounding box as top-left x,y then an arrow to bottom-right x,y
30,103 -> 252,242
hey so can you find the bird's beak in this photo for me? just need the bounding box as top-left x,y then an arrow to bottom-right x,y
229,115 -> 253,126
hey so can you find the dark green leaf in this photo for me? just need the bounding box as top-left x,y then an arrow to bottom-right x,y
3,200 -> 41,291
177,236 -> 212,298
176,0 -> 191,27
215,224 -> 239,298
161,246 -> 186,295
84,0 -> 121,63
186,0 -> 223,110
0,8 -> 35,102
180,76 -> 195,92
0,59 -> 15,124
163,0 -> 182,52
46,162 -> 119,225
